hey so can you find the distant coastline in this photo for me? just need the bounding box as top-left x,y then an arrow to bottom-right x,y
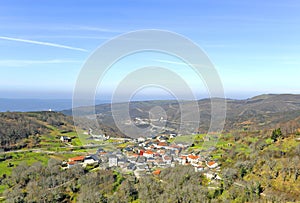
1,93 -> 299,112
0,98 -> 112,112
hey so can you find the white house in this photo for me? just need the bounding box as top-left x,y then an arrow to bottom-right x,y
109,156 -> 118,167
84,155 -> 99,165
169,134 -> 177,139
204,172 -> 222,180
137,137 -> 146,142
143,150 -> 155,158
162,155 -> 172,164
60,136 -> 71,142
187,154 -> 200,163
194,166 -> 204,172
206,161 -> 218,169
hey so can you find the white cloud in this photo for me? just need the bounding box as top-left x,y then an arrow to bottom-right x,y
0,24 -> 123,33
75,26 -> 122,33
0,59 -> 83,67
154,59 -> 204,67
20,35 -> 112,40
154,59 -> 189,66
0,36 -> 88,52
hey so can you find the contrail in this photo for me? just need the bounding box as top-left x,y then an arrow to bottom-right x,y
0,36 -> 88,52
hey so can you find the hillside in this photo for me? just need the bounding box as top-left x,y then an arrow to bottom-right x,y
63,94 -> 300,134
1,127 -> 300,202
0,95 -> 299,202
0,111 -> 125,151
0,112 -> 74,150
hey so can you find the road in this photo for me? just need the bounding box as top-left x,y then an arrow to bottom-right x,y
0,144 -> 106,155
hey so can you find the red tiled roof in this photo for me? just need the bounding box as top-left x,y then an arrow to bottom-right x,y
158,142 -> 168,146
69,156 -> 85,162
144,150 -> 154,154
207,161 -> 216,166
188,154 -> 199,160
153,170 -> 161,175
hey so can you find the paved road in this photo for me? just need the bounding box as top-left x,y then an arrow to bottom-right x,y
0,144 -> 106,155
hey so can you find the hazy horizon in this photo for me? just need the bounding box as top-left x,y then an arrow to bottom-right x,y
1,91 -> 299,101
1,92 -> 299,112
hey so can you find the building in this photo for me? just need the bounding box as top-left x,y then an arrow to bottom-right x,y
152,169 -> 161,175
67,155 -> 85,168
68,156 -> 85,163
67,161 -> 77,168
162,155 -> 172,164
203,172 -> 222,180
194,165 -> 204,172
143,150 -> 155,158
89,134 -> 109,141
60,136 -> 71,142
137,137 -> 146,142
127,163 -> 136,171
187,154 -> 200,163
84,155 -> 100,165
206,161 -> 218,169
108,155 -> 118,167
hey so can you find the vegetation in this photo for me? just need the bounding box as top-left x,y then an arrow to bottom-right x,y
271,128 -> 283,142
1,95 -> 300,202
1,129 -> 299,202
63,94 -> 300,134
0,112 -> 74,150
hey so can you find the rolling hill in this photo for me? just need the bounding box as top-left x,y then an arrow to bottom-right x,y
62,94 -> 300,134
0,111 -> 125,150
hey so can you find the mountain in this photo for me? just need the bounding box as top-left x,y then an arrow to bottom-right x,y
62,94 -> 300,134
2,94 -> 299,149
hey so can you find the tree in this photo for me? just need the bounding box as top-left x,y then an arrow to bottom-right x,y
222,168 -> 238,189
112,180 -> 138,202
271,128 -> 282,142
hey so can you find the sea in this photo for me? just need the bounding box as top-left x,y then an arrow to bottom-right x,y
0,98 -> 110,112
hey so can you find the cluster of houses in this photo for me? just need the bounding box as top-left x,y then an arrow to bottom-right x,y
65,134 -> 221,180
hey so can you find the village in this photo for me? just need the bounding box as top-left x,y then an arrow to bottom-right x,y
61,132 -> 222,181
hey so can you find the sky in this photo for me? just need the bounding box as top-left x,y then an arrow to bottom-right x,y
0,0 -> 299,100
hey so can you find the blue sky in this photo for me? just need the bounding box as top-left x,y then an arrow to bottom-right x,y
0,0 -> 299,99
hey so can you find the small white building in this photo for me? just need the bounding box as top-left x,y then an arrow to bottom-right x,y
169,134 -> 177,138
162,155 -> 172,164
204,172 -> 222,180
143,150 -> 155,158
84,156 -> 99,165
137,137 -> 146,142
195,166 -> 204,172
60,136 -> 71,142
206,161 -> 218,169
108,156 -> 118,167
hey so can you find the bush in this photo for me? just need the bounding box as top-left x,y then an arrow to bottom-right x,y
271,128 -> 282,142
